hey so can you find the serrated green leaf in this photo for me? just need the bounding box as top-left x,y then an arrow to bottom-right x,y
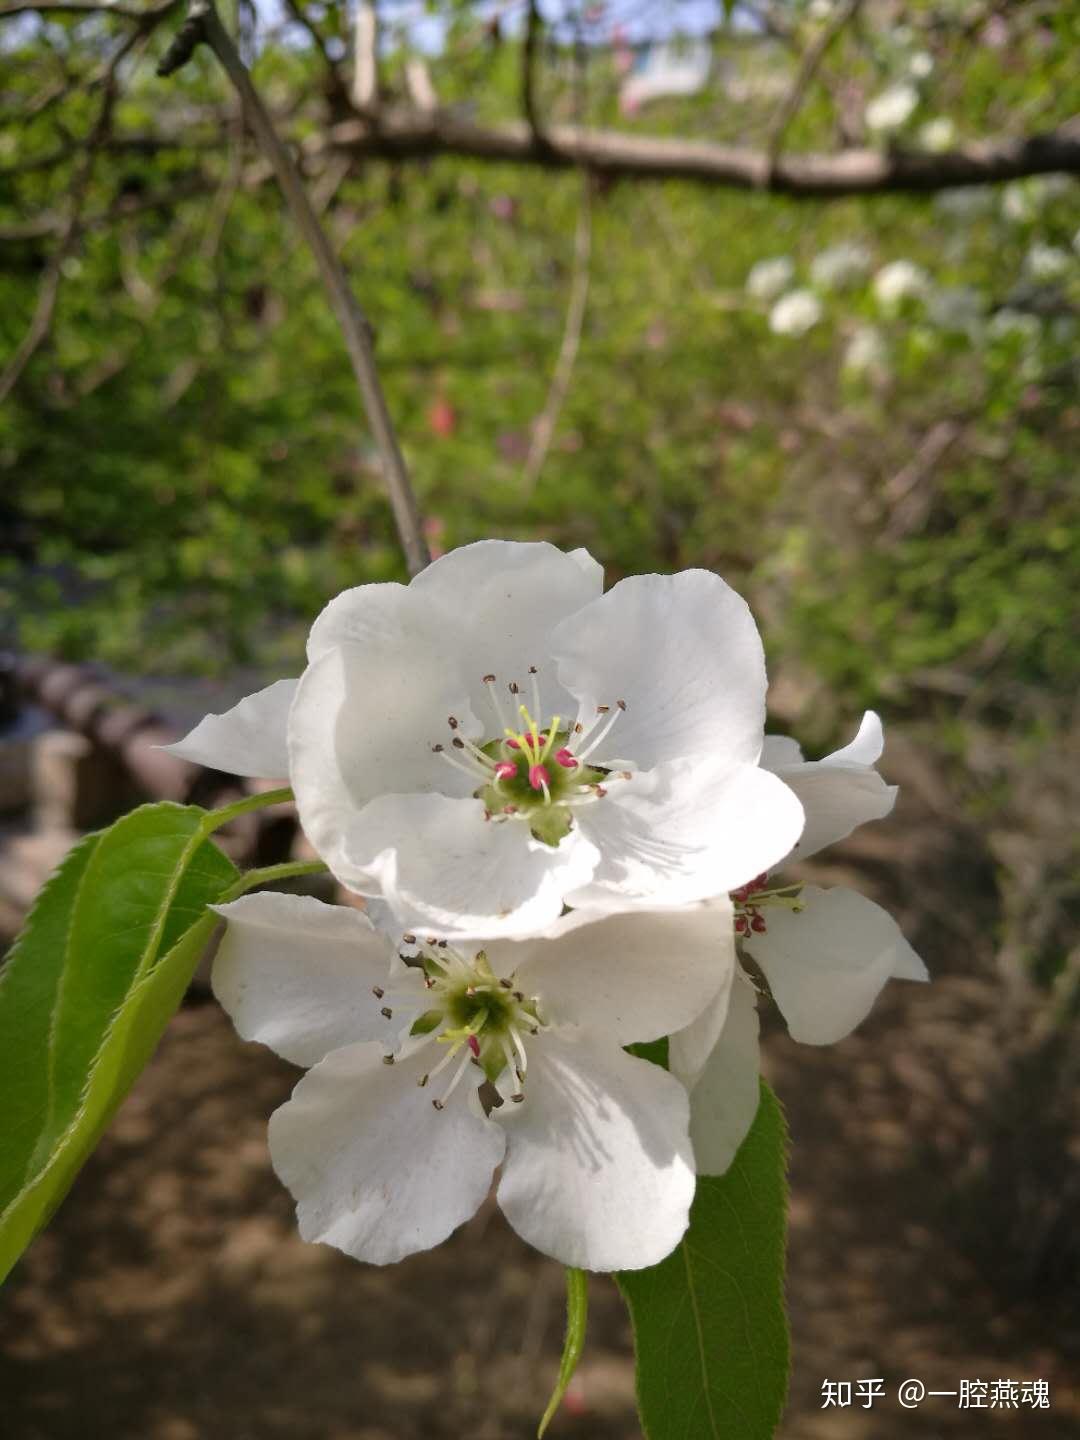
617,1081 -> 790,1440
43,802 -> 236,1149
538,1267 -> 588,1437
0,802 -> 240,1283
0,908 -> 224,1283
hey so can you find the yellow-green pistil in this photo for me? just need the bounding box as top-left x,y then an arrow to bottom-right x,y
430,671 -> 627,848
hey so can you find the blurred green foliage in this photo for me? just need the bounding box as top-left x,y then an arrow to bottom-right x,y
1,2 -> 1078,743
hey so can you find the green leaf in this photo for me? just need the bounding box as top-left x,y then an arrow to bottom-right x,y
0,832 -> 101,1214
538,1267 -> 588,1437
0,802 -> 240,1283
617,1081 -> 790,1440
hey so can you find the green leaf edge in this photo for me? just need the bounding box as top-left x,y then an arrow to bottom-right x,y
616,1079 -> 791,1440
538,1266 -> 589,1437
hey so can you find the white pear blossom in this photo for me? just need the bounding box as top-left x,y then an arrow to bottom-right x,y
919,117 -> 956,152
167,542 -> 803,939
873,259 -> 929,312
987,308 -> 1041,344
907,50 -> 934,80
865,83 -> 918,133
810,242 -> 871,291
769,289 -> 823,337
670,713 -> 928,1175
842,324 -> 889,380
211,891 -> 734,1271
746,256 -> 796,301
1024,243 -> 1072,282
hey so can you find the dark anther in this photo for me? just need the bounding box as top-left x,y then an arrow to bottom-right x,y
380,1006 -> 393,1019
483,673 -> 496,683
372,986 -> 385,998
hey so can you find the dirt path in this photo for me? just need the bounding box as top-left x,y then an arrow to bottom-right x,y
1,741 -> 1077,1439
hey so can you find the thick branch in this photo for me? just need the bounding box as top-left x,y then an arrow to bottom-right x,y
322,111 -> 1080,196
157,0 -> 429,576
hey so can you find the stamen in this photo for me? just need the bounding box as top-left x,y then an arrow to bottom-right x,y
577,703 -> 625,763
555,747 -> 579,769
432,743 -> 490,785
528,763 -> 551,796
484,674 -> 512,731
528,664 -> 541,720
508,1023 -> 529,1076
434,1048 -> 474,1109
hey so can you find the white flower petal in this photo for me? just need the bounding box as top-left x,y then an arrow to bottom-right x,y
682,977 -> 761,1177
745,884 -> 927,1045
570,759 -> 804,907
161,678 -> 296,778
269,1041 -> 505,1265
551,570 -> 768,771
825,709 -> 884,766
668,954 -> 737,1089
289,642 -> 475,884
338,791 -> 601,939
763,711 -> 895,860
211,893 -> 394,1067
761,734 -> 803,768
488,899 -> 734,1046
408,540 -> 604,718
495,1033 -> 694,1271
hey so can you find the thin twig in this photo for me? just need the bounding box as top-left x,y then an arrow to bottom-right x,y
521,174 -> 591,495
157,0 -> 429,575
521,0 -> 548,148
0,29 -> 144,403
765,0 -> 862,171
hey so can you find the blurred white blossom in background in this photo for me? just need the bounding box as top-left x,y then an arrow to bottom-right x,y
746,256 -> 796,300
810,242 -> 872,290
865,83 -> 918,132
873,259 -> 929,311
769,289 -> 824,336
919,117 -> 956,152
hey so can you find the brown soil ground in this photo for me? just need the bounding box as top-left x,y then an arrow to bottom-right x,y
1,735 -> 1078,1440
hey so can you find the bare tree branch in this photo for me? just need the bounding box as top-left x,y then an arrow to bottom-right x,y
521,0 -> 548,148
0,0 -> 177,18
321,110 -> 1080,196
157,0 -> 429,576
352,0 -> 378,113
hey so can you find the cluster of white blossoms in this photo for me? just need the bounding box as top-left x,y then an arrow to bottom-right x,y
170,542 -> 926,1273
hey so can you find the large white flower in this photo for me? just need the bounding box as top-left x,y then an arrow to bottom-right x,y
167,542 -> 803,939
211,891 -> 734,1272
671,712 -> 928,1174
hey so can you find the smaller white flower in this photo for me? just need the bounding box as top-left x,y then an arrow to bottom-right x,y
1001,181 -> 1036,223
769,288 -> 823,337
842,324 -> 889,379
927,285 -> 986,336
807,0 -> 834,19
212,892 -> 732,1272
746,255 -> 795,300
919,117 -> 955,152
865,83 -> 918,133
873,259 -> 929,312
907,50 -> 934,80
988,308 -> 1041,345
671,713 -> 928,1176
1025,243 -> 1072,282
810,242 -> 872,290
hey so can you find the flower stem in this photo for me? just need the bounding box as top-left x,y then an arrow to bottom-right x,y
222,859 -> 329,903
200,787 -> 294,835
